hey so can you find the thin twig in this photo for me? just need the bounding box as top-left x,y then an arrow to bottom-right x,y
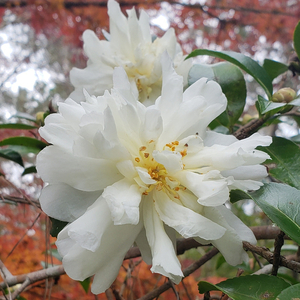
4,213 -> 41,262
137,247 -> 219,300
234,117 -> 266,139
10,278 -> 30,300
271,231 -> 285,276
243,241 -> 300,273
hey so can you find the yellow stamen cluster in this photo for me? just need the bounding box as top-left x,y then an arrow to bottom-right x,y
134,141 -> 187,198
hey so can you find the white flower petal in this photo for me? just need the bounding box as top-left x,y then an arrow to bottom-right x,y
56,201 -> 142,293
102,178 -> 142,225
175,170 -> 230,206
108,0 -> 132,59
153,190 -> 226,240
135,228 -> 152,265
152,150 -> 183,173
116,159 -> 137,179
140,107 -> 163,143
155,52 -> 183,125
204,131 -> 237,147
203,206 -> 251,266
40,183 -> 101,222
143,197 -> 183,284
222,165 -> 268,180
135,167 -> 156,185
69,64 -> 114,102
37,146 -> 122,191
218,205 -> 256,244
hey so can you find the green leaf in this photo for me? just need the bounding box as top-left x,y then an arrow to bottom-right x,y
187,49 -> 273,99
215,255 -> 226,270
50,218 -> 68,238
262,59 -> 288,81
0,137 -> 47,150
0,123 -> 37,130
276,283 -> 300,299
293,21 -> 300,60
198,274 -> 290,299
230,189 -> 251,204
188,62 -> 246,131
79,277 -> 91,294
0,149 -> 24,166
256,95 -> 286,115
250,183 -> 300,245
22,166 -> 37,176
258,137 -> 300,189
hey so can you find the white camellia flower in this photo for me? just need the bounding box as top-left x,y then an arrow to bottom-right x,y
69,0 -> 191,106
37,54 -> 272,294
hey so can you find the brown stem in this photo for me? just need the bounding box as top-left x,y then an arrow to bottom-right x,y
234,117 -> 266,140
243,241 -> 300,273
271,231 -> 285,276
137,248 -> 219,300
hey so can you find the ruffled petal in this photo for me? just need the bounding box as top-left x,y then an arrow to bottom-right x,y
152,150 -> 183,173
56,199 -> 143,293
140,107 -> 163,143
39,183 -> 101,222
69,64 -> 114,102
153,189 -> 226,240
203,206 -> 252,265
37,146 -> 122,191
175,170 -> 230,206
102,178 -> 142,225
218,205 -> 256,244
143,196 -> 183,284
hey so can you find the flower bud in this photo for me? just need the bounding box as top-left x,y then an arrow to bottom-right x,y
36,111 -> 49,126
271,88 -> 297,103
241,114 -> 254,125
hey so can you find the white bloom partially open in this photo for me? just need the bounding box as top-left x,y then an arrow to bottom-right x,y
37,54 -> 271,294
69,0 -> 191,106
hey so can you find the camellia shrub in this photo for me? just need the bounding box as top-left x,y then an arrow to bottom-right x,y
1,0 -> 300,299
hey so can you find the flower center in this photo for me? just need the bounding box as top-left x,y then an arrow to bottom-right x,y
134,141 -> 186,198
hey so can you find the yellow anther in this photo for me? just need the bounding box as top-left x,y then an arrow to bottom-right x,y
144,152 -> 150,158
139,146 -> 147,151
180,149 -> 187,157
135,157 -> 140,163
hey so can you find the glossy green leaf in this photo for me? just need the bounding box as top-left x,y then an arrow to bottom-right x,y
22,166 -> 37,176
50,218 -> 68,238
0,137 -> 47,150
250,183 -> 300,245
187,49 -> 273,99
0,123 -> 37,130
293,21 -> 300,60
188,62 -> 246,131
262,59 -> 288,81
79,277 -> 91,294
0,149 -> 24,166
258,137 -> 300,189
230,189 -> 251,203
276,283 -> 300,299
198,274 -> 290,299
256,95 -> 286,115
